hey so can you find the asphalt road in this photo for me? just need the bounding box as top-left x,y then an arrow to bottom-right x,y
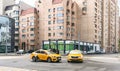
0,54 -> 120,71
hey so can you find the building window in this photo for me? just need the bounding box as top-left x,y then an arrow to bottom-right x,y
30,16 -> 34,20
22,18 -> 26,22
22,24 -> 26,27
57,7 -> 64,11
22,35 -> 26,38
95,24 -> 97,28
71,23 -> 75,26
30,28 -> 34,31
53,8 -> 55,12
31,40 -> 35,43
57,32 -> 63,36
14,17 -> 19,20
71,3 -> 74,8
67,0 -> 69,6
15,28 -> 19,31
48,15 -> 51,19
14,10 -> 19,15
22,29 -> 26,33
95,35 -> 97,38
72,11 -> 75,15
48,21 -> 51,24
15,34 -> 19,37
30,34 -> 35,37
57,19 -> 64,23
95,30 -> 97,33
57,13 -> 64,17
56,26 -> 64,30
48,27 -> 51,31
29,22 -> 34,26
48,33 -> 51,37
48,9 -> 51,12
15,22 -> 19,26
53,33 -> 55,36
53,20 -> 55,24
95,2 -> 97,7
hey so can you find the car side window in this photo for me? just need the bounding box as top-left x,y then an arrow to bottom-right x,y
40,51 -> 47,54
36,51 -> 41,53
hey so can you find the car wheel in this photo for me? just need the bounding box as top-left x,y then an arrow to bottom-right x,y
80,61 -> 83,63
57,60 -> 61,63
36,56 -> 40,62
47,58 -> 52,63
67,61 -> 70,63
32,57 -> 36,62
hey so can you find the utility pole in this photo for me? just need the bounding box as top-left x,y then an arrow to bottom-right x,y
5,23 -> 8,55
78,32 -> 80,50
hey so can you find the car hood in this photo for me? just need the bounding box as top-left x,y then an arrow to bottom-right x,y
68,54 -> 83,57
49,54 -> 61,57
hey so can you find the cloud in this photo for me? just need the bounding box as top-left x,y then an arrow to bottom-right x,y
16,0 -> 36,7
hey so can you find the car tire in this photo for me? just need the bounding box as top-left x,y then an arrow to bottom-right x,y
67,61 -> 70,63
32,57 -> 36,62
47,58 -> 52,63
57,60 -> 61,63
36,56 -> 40,62
80,61 -> 83,63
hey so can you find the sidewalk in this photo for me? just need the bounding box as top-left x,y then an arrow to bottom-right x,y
0,66 -> 36,71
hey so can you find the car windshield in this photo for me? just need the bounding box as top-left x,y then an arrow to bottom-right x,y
69,50 -> 82,54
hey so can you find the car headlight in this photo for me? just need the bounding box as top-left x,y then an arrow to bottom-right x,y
79,55 -> 83,58
52,56 -> 56,58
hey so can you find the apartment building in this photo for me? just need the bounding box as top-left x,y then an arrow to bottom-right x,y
73,0 -> 119,53
35,0 -> 80,48
19,8 -> 38,51
4,1 -> 32,51
0,16 -> 15,52
0,0 -> 15,15
73,0 -> 102,45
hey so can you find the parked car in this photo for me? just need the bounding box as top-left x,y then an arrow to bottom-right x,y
16,50 -> 25,54
67,50 -> 84,63
30,49 -> 61,62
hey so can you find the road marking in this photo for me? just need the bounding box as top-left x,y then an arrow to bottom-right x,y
0,66 -> 36,71
96,68 -> 106,71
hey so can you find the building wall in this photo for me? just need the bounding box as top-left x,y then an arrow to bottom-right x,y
73,0 -> 102,44
73,0 -> 119,53
35,0 -> 80,48
0,16 -> 15,52
19,8 -> 38,51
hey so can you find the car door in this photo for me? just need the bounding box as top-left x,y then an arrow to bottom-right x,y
36,50 -> 42,60
40,51 -> 48,60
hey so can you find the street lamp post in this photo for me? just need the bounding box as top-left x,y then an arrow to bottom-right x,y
5,22 -> 8,55
78,32 -> 80,50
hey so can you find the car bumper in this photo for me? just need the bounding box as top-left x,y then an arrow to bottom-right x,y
52,57 -> 61,62
68,58 -> 83,62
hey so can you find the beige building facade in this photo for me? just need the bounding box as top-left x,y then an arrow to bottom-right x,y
19,8 -> 38,51
35,0 -> 119,53
73,0 -> 119,53
35,0 -> 80,48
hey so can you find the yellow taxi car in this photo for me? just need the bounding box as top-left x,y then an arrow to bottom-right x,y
67,50 -> 83,63
30,49 -> 61,62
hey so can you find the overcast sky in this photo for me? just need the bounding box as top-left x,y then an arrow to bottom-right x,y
16,0 -> 36,7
